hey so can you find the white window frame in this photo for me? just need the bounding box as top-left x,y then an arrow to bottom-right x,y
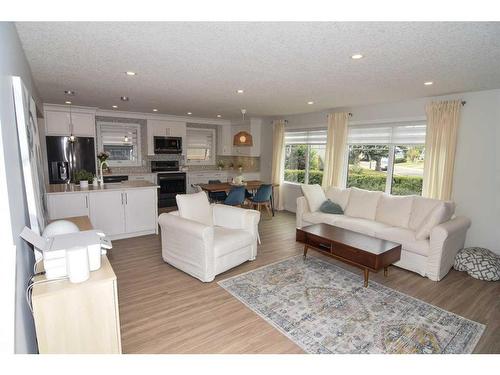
96,122 -> 142,167
343,119 -> 426,195
283,129 -> 327,185
186,128 -> 216,166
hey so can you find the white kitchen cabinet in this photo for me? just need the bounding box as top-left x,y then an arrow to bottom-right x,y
47,192 -> 89,220
123,189 -> 157,233
89,191 -> 126,236
44,105 -> 96,137
146,119 -> 187,155
128,174 -> 157,184
217,124 -> 232,155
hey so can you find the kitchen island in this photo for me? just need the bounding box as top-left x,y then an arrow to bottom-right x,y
46,181 -> 159,240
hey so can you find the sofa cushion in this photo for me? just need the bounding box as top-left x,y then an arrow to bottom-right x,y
325,187 -> 351,211
375,194 -> 414,228
213,227 -> 253,257
320,199 -> 344,214
303,212 -> 343,226
344,188 -> 382,220
376,227 -> 430,256
176,191 -> 213,226
333,216 -> 391,237
409,196 -> 455,231
301,184 -> 326,212
415,202 -> 455,240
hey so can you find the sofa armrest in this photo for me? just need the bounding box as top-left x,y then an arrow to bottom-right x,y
427,216 -> 471,281
296,196 -> 310,228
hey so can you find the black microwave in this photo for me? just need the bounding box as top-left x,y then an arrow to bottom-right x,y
154,136 -> 182,154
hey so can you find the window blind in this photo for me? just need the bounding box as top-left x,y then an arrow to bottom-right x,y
284,129 -> 327,145
347,122 -> 426,145
99,123 -> 139,145
186,128 -> 214,148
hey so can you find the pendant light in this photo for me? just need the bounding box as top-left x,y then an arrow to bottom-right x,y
68,103 -> 75,142
233,108 -> 253,146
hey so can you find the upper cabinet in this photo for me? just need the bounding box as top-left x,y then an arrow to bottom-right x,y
217,124 -> 233,156
146,119 -> 187,156
44,104 -> 97,137
230,118 -> 262,157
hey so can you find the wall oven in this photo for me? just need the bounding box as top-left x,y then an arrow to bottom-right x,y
151,161 -> 186,208
154,136 -> 182,154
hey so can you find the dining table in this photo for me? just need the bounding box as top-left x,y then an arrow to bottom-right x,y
197,180 -> 279,216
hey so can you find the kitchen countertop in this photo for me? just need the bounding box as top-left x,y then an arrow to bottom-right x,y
46,180 -> 159,194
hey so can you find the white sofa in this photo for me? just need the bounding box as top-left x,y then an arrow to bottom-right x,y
158,192 -> 260,282
297,186 -> 471,281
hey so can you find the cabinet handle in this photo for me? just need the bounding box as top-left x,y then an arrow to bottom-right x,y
125,193 -> 128,205
85,196 -> 88,208
121,193 -> 124,205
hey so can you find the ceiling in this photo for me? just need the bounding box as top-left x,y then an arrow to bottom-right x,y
15,22 -> 500,119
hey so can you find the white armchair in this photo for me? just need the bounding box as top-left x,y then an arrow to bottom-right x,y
158,192 -> 260,282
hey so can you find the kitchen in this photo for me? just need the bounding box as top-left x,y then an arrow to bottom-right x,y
42,103 -> 264,239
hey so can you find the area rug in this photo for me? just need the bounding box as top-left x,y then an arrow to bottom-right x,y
218,256 -> 484,354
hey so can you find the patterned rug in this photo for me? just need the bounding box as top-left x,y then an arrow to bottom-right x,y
218,256 -> 484,354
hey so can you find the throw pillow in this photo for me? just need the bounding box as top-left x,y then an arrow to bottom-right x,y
319,199 -> 344,215
176,191 -> 213,226
415,202 -> 455,240
325,187 -> 351,211
344,187 -> 382,220
301,184 -> 326,212
375,194 -> 414,228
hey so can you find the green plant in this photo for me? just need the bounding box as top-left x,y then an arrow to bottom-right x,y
217,160 -> 225,169
74,169 -> 94,183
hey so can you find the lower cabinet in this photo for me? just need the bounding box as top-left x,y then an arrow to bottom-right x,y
47,188 -> 158,239
47,192 -> 89,220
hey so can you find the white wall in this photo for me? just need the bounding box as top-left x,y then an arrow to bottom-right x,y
259,116 -> 274,183
0,22 -> 39,353
270,89 -> 500,254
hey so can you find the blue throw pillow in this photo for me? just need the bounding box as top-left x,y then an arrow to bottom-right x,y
319,199 -> 344,215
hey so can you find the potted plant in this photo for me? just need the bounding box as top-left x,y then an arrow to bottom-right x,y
217,160 -> 225,171
237,163 -> 243,173
75,169 -> 94,188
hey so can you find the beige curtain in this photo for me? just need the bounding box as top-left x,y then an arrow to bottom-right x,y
271,120 -> 286,210
422,100 -> 462,200
322,112 -> 350,188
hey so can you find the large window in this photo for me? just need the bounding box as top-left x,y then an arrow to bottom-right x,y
186,128 -> 216,165
284,130 -> 326,185
97,122 -> 141,167
346,122 -> 426,195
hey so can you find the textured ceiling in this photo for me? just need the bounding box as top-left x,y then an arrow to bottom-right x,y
15,22 -> 500,119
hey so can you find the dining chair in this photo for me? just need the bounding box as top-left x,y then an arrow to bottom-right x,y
248,184 -> 273,217
208,179 -> 227,202
224,186 -> 246,206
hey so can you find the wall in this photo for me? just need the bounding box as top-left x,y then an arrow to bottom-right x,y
271,89 -> 500,254
0,22 -> 39,353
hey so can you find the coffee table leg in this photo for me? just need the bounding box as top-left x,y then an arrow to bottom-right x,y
303,245 -> 308,259
364,268 -> 369,287
384,266 -> 388,277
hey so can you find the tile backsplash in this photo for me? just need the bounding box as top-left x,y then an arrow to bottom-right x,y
96,116 -> 259,174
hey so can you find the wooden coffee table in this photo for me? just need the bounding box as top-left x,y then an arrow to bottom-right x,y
296,223 -> 401,287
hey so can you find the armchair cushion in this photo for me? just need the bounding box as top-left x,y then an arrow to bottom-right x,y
214,227 -> 254,257
176,191 -> 213,226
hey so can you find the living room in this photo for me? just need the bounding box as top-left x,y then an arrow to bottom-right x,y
1,1 -> 499,373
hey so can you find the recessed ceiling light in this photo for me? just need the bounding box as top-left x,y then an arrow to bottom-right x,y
237,89 -> 244,94
307,101 -> 314,105
64,90 -> 75,96
125,71 -> 137,76
153,109 -> 158,112
187,112 -> 192,115
424,81 -> 434,86
351,54 -> 363,60
120,96 -> 129,101
65,101 -> 72,104
112,105 -> 118,109
217,114 -> 222,118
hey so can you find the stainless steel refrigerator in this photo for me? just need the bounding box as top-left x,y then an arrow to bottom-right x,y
46,136 -> 96,184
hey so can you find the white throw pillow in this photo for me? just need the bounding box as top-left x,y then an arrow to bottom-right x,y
176,191 -> 213,226
375,194 -> 414,228
325,187 -> 351,211
301,184 -> 326,212
344,188 -> 382,220
409,196 -> 455,231
415,202 -> 455,240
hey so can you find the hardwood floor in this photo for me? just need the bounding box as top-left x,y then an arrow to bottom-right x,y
108,211 -> 500,354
